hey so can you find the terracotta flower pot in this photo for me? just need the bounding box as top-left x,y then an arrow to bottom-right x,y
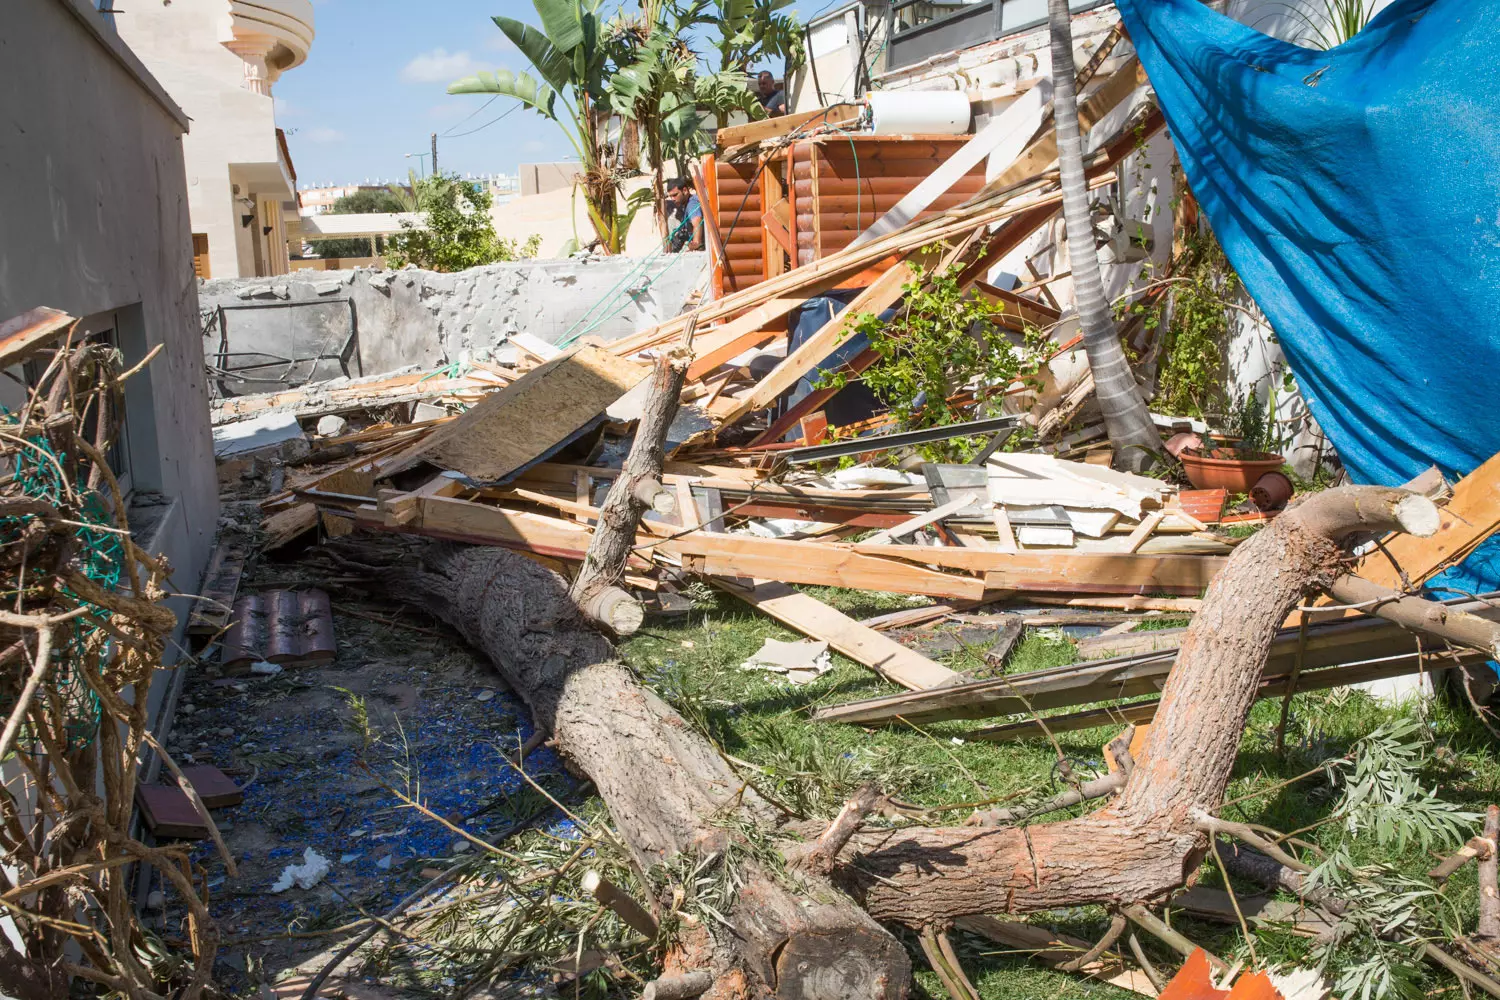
1179,448 -> 1286,493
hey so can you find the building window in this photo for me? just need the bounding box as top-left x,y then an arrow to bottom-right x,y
192,234 -> 211,280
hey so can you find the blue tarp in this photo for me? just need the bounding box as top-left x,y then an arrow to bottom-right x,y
1114,0 -> 1500,593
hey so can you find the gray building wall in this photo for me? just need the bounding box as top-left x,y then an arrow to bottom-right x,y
197,254 -> 708,394
0,0 -> 221,729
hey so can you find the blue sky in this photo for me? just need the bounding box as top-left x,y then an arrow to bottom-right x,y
275,0 -> 804,188
276,1 -> 570,187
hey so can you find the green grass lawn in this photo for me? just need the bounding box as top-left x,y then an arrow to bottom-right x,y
618,587 -> 1500,998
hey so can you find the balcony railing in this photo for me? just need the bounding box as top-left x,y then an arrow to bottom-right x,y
887,0 -> 1109,71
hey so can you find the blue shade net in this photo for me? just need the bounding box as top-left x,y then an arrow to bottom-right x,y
1114,0 -> 1500,595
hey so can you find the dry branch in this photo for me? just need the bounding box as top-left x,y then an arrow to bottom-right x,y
0,324 -> 207,1000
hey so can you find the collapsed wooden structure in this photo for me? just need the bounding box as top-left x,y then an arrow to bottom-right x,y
193,44 -> 1500,1000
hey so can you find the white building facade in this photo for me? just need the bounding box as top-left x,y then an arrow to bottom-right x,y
116,0 -> 315,279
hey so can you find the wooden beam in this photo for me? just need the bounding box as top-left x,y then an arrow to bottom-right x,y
662,532 -> 985,600
711,577 -> 958,690
842,542 -> 1225,596
849,82 -> 1051,250
715,103 -> 864,149
1352,450 -> 1500,592
813,597 -> 1500,727
0,307 -> 74,369
863,497 -> 979,545
717,260 -> 918,424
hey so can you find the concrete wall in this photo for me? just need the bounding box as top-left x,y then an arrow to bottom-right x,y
520,161 -> 584,197
0,0 -> 221,731
198,254 -> 709,391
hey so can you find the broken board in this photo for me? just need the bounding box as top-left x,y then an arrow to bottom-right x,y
711,577 -> 958,690
384,345 -> 647,484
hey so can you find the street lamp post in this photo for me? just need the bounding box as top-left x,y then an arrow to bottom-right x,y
405,151 -> 429,177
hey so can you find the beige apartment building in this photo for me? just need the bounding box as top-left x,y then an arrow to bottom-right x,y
116,0 -> 315,279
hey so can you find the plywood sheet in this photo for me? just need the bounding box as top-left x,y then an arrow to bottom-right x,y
387,346 -> 647,484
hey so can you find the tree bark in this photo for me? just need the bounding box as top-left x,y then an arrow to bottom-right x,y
829,486 -> 1438,925
570,343 -> 690,636
397,544 -> 909,997
1047,0 -> 1164,471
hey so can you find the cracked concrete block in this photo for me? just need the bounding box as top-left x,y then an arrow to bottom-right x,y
312,281 -> 342,296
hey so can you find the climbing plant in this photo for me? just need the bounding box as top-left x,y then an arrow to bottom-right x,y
1127,231 -> 1239,419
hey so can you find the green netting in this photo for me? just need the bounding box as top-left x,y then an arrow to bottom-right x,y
1,415 -> 125,748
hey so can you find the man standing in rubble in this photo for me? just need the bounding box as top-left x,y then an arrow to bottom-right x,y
756,70 -> 786,116
666,177 -> 704,253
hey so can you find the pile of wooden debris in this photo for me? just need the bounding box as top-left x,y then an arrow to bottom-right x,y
186,45 -> 1500,1000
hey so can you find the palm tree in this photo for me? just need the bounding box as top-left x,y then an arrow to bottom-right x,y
449,0 -> 624,251
1046,0 -> 1163,470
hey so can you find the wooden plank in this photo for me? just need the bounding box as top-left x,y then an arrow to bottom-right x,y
711,577 -> 958,690
849,82 -> 1051,250
663,533 -> 985,600
812,597 -> 1500,727
839,542 -> 1225,596
968,649 -> 1479,742
719,261 -> 918,424
383,345 -> 647,484
261,502 -> 319,550
989,59 -> 1146,191
1123,510 -> 1165,553
0,307 -> 74,369
1354,450 -> 1500,591
362,495 -> 657,570
715,103 -> 863,148
864,497 -> 979,545
187,537 -> 249,636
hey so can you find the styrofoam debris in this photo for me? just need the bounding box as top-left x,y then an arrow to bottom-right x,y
271,848 -> 330,893
212,411 -> 305,458
249,661 -> 282,676
742,517 -> 822,538
1267,967 -> 1329,1000
315,414 -> 348,437
741,638 -> 832,685
821,467 -> 923,489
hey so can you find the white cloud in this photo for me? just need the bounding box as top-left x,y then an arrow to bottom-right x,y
274,96 -> 299,118
522,139 -> 546,154
304,127 -> 345,144
401,48 -> 484,84
484,33 -> 516,53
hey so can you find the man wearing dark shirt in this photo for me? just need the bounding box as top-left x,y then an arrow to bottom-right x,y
757,70 -> 786,116
665,177 -> 703,252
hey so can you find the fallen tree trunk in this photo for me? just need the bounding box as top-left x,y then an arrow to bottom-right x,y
399,545 -> 908,997
388,482 -> 1435,993
830,486 -> 1440,925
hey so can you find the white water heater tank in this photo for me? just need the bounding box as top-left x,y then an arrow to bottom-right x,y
867,91 -> 972,135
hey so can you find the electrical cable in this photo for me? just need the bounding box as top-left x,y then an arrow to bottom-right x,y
442,102 -> 521,139
843,134 -> 862,234
440,95 -> 500,137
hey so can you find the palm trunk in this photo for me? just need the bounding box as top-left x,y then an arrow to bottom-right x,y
647,123 -> 669,240
1048,0 -> 1164,471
